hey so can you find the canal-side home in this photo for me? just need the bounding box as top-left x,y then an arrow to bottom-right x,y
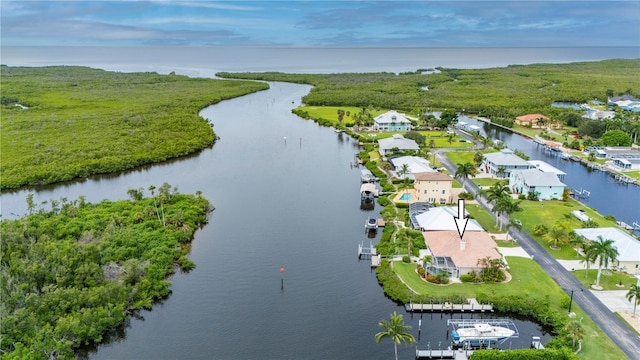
527,160 -> 567,181
373,110 -> 412,132
514,114 -> 549,127
482,149 -> 535,178
389,156 -> 435,179
378,134 -> 420,156
509,169 -> 566,200
413,172 -> 453,204
574,227 -> 640,274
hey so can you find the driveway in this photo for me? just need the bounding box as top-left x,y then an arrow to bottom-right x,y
438,152 -> 640,359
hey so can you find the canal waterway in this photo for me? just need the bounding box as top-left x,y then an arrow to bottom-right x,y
458,116 -> 640,226
2,82 -> 551,359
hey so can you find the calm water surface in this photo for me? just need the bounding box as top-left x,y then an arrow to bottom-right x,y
5,47 -> 628,358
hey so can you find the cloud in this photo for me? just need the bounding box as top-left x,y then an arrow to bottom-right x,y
1,0 -> 638,47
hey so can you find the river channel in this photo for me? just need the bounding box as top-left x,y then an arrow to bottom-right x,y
457,116 -> 640,225
2,82 -> 551,359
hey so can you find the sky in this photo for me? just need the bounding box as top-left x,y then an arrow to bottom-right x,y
1,1 -> 639,48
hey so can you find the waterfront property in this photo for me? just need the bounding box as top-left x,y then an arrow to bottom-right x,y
377,134 -> 420,156
413,172 -> 453,204
574,227 -> 640,274
527,160 -> 566,181
389,156 -> 435,179
508,169 -> 566,200
372,110 -> 412,132
482,149 -> 535,178
514,113 -> 549,128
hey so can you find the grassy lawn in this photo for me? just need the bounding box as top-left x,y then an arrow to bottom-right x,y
625,170 -> 640,181
452,179 -> 463,188
572,269 -> 639,290
393,258 -> 627,360
517,199 -> 620,260
297,105 -> 385,126
445,151 -> 475,166
466,203 -> 504,233
472,177 -> 505,187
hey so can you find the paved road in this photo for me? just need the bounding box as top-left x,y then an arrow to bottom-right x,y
436,149 -> 640,359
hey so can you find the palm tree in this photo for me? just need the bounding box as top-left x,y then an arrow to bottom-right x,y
496,166 -> 507,178
626,284 -> 640,317
578,240 -> 596,279
455,162 -> 475,179
398,163 -> 410,190
473,151 -> 485,167
591,235 -> 619,288
565,320 -> 585,350
505,218 -> 522,242
485,182 -> 510,202
374,311 -> 415,360
544,226 -> 569,250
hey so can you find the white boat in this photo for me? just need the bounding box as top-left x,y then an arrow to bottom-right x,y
451,323 -> 515,347
572,209 -> 591,222
365,218 -> 378,230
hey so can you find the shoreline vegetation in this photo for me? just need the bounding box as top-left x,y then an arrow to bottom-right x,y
0,66 -> 269,190
2,60 -> 637,358
0,185 -> 212,359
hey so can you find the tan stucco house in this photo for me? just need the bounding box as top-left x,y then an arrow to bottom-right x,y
414,172 -> 453,204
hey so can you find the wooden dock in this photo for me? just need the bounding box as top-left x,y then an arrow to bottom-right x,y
377,218 -> 386,227
416,349 -> 474,360
405,298 -> 493,313
371,254 -> 381,267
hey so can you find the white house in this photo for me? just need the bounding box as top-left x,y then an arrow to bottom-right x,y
509,169 -> 566,200
373,110 -> 412,132
574,227 -> 640,274
389,156 -> 434,179
527,160 -> 567,181
482,149 -> 535,178
378,134 -> 420,156
414,206 -> 483,232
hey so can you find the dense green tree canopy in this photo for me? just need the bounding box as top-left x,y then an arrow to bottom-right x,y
0,66 -> 269,190
598,129 -> 631,146
0,187 -> 211,359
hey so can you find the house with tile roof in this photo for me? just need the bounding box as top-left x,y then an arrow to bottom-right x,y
574,227 -> 640,274
509,169 -> 566,200
515,114 -> 549,127
413,172 -> 453,204
482,149 -> 535,178
373,110 -> 412,132
377,134 -> 420,156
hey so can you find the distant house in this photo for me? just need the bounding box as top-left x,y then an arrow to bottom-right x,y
608,95 -> 640,107
527,160 -> 567,181
378,134 -> 420,156
373,110 -> 412,132
515,114 -> 549,127
390,156 -> 434,179
482,149 -> 535,178
509,169 -> 566,200
583,109 -> 615,120
574,227 -> 640,274
613,158 -> 640,170
413,172 -> 453,204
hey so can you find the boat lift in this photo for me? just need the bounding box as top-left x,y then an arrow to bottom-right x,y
447,319 -> 519,349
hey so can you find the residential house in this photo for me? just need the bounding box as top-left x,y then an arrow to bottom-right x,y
378,134 -> 420,156
373,110 -> 412,132
515,114 -> 549,127
413,206 -> 501,278
527,160 -> 567,181
613,158 -> 640,170
482,149 -> 535,178
574,227 -> 640,274
509,169 -> 566,200
390,156 -> 435,180
413,172 -> 453,204
422,231 -> 503,278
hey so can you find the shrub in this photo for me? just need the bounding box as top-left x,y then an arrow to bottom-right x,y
533,224 -> 548,236
458,192 -> 474,200
436,272 -> 449,284
417,266 -> 426,278
460,273 -> 477,283
518,193 -> 526,200
604,215 -> 616,222
402,255 -> 411,263
426,274 -> 440,284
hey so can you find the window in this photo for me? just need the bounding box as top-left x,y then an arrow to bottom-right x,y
442,190 -> 445,194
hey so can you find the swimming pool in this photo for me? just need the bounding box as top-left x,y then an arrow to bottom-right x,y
399,193 -> 413,201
